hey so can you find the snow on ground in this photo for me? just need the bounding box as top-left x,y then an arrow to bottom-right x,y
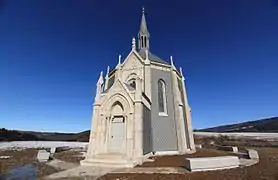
0,141 -> 88,150
194,132 -> 278,140
0,156 -> 11,159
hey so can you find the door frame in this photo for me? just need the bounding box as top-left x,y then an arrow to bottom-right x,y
107,115 -> 127,153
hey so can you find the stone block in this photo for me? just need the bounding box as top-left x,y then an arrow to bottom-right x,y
56,146 -> 71,153
37,150 -> 50,162
247,149 -> 259,160
217,145 -> 238,153
232,147 -> 238,153
50,147 -> 56,154
184,156 -> 240,172
195,144 -> 202,149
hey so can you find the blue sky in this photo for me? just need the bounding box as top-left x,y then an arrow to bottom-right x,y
1,0 -> 277,133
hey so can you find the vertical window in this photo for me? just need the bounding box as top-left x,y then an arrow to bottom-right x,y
158,79 -> 167,115
144,36 -> 147,48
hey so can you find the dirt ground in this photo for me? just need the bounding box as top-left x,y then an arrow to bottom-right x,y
100,147 -> 278,180
1,145 -> 278,180
0,148 -> 60,179
0,148 -> 86,179
53,150 -> 85,164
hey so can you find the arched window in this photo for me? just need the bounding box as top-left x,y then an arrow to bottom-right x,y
126,73 -> 137,90
158,79 -> 167,115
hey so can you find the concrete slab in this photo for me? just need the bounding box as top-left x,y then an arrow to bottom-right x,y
239,158 -> 259,167
110,167 -> 188,174
247,149 -> 259,160
195,144 -> 202,149
46,159 -> 78,170
37,150 -> 50,162
184,156 -> 240,172
45,165 -> 115,179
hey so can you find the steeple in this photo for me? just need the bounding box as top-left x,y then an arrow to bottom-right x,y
138,7 -> 150,50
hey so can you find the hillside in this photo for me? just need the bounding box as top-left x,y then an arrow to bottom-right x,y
198,117 -> 278,133
1,117 -> 277,142
0,128 -> 90,142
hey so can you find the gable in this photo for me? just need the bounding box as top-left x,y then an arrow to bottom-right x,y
122,51 -> 144,71
102,79 -> 134,103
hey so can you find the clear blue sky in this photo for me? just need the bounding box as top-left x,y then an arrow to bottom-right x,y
1,0 -> 277,133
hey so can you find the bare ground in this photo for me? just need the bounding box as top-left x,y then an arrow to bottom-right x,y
53,150 -> 85,164
100,147 -> 278,180
1,142 -> 278,180
0,148 -> 60,179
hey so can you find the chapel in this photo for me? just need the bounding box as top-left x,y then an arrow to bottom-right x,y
81,8 -> 195,167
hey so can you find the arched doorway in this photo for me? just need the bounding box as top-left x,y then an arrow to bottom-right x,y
108,101 -> 125,153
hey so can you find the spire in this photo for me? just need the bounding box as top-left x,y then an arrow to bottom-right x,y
139,7 -> 149,36
138,7 -> 150,50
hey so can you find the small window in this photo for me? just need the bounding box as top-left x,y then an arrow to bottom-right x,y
128,78 -> 136,89
158,79 -> 167,116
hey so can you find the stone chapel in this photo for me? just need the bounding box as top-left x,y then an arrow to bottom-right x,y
81,8 -> 195,167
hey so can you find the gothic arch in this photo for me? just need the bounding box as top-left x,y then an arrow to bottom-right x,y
111,101 -> 124,116
102,93 -> 132,116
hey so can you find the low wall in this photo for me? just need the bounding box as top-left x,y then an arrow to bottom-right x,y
184,156 -> 240,172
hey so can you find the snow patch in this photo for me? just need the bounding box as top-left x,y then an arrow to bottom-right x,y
0,141 -> 88,150
0,155 -> 11,159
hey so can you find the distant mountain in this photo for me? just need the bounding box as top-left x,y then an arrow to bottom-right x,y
198,117 -> 278,133
1,117 -> 277,142
0,128 -> 90,142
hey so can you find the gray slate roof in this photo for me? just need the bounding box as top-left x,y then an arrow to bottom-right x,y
137,50 -> 169,65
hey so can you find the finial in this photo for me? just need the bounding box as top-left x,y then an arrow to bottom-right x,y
106,66 -> 110,77
180,67 -> 184,77
97,71 -> 104,85
142,7 -> 145,14
117,54 -> 122,67
132,37 -> 136,50
170,56 -> 176,70
118,54 -> 121,64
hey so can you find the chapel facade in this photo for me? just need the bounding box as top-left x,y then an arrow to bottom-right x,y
81,8 -> 195,167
